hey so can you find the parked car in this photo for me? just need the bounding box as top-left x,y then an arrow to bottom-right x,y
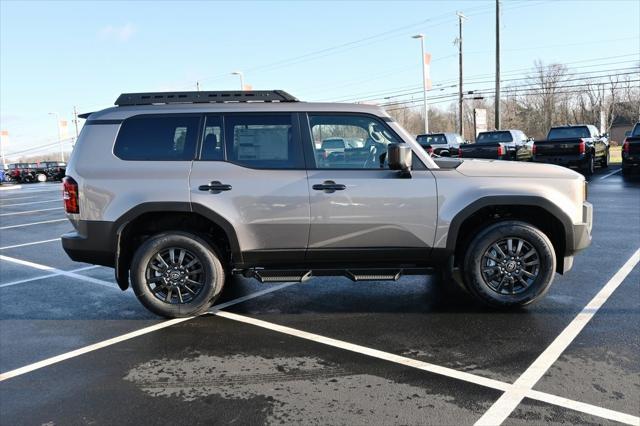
532,125 -> 609,176
416,132 -> 464,157
37,161 -> 67,181
459,130 -> 532,161
62,90 -> 592,318
622,122 -> 640,176
5,163 -> 36,183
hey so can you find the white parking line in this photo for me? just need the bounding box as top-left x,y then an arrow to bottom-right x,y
0,199 -> 60,207
599,168 -> 621,180
0,195 -> 53,202
0,265 -> 100,288
215,310 -> 640,426
0,282 -> 297,381
0,238 -> 61,250
0,187 -> 60,194
0,255 -> 116,289
0,207 -> 64,216
0,218 -> 67,230
475,248 -> 640,426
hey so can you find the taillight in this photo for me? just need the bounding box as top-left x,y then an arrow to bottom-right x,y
497,145 -> 504,157
427,147 -> 434,155
458,149 -> 463,158
532,143 -> 537,155
578,139 -> 585,154
63,176 -> 79,214
622,138 -> 630,153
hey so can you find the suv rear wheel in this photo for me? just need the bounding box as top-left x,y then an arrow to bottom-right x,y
130,232 -> 225,318
462,221 -> 556,308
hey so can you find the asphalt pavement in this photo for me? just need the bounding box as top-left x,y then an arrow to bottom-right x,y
0,166 -> 638,425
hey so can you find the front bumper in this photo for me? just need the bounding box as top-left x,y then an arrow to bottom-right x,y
561,201 -> 592,274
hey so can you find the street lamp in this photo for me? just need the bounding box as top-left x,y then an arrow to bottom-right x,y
48,112 -> 64,162
412,34 -> 428,134
231,71 -> 244,91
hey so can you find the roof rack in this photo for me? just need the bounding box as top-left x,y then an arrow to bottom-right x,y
114,90 -> 299,106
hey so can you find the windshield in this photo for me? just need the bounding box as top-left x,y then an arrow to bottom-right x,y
548,126 -> 590,140
632,124 -> 640,137
476,131 -> 513,143
417,134 -> 447,145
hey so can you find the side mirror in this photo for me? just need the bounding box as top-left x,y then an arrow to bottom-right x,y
387,143 -> 412,175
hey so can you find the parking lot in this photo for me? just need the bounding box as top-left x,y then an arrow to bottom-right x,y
0,166 -> 638,425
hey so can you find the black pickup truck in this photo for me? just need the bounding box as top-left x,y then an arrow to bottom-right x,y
459,130 -> 532,161
532,125 -> 609,176
622,122 -> 640,176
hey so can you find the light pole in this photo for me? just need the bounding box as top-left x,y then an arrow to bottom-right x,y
231,71 -> 244,91
48,112 -> 64,162
412,34 -> 428,134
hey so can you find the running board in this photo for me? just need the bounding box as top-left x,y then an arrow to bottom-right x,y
242,268 -> 408,283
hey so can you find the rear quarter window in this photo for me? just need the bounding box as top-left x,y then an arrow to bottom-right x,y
114,115 -> 200,161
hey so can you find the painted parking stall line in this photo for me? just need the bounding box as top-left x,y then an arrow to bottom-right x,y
0,207 -> 64,216
0,199 -> 61,207
0,265 -> 100,289
215,311 -> 640,426
0,282 -> 298,381
0,238 -> 61,250
599,168 -> 621,180
0,218 -> 67,230
474,248 -> 640,426
0,255 -> 117,289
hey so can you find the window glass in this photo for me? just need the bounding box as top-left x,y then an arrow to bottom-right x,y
547,127 -> 590,140
225,114 -> 302,169
417,134 -> 447,145
114,115 -> 199,160
476,131 -> 513,144
309,114 -> 400,169
200,116 -> 224,160
632,124 -> 640,137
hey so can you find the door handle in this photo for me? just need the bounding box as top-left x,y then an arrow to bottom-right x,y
312,180 -> 346,193
199,181 -> 232,192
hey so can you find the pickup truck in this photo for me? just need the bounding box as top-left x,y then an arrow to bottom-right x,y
622,122 -> 640,176
416,132 -> 464,157
459,130 -> 532,161
532,125 -> 609,176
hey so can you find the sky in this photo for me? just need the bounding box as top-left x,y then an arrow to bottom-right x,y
1,0 -> 639,159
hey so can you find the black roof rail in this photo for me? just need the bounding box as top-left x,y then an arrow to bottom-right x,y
114,90 -> 299,106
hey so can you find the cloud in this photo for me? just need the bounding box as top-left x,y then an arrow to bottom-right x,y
99,23 -> 135,42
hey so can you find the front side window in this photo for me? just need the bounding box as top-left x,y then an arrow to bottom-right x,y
225,114 -> 302,169
114,115 -> 199,160
309,114 -> 400,169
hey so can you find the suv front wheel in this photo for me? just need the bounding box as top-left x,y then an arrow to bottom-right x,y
462,221 -> 556,308
130,232 -> 225,318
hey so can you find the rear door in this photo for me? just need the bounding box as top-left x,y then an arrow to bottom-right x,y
189,113 -> 310,265
302,113 -> 438,265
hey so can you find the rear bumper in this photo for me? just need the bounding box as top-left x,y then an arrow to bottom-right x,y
532,154 -> 587,168
61,220 -> 117,267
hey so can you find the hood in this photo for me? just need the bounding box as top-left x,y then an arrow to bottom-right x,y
455,158 -> 583,179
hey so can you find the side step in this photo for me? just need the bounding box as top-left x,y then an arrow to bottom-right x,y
251,270 -> 312,283
243,269 -> 405,283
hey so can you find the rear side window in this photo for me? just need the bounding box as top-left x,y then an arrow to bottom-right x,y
224,114 -> 302,169
114,115 -> 200,161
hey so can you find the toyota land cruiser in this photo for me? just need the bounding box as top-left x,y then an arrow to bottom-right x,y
61,90 -> 592,318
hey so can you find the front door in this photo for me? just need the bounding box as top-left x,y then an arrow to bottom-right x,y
189,113 -> 310,266
302,113 -> 438,266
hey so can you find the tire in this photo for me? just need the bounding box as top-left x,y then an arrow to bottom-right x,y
580,155 -> 594,177
600,149 -> 609,168
462,220 -> 556,308
36,173 -> 47,182
130,232 -> 225,318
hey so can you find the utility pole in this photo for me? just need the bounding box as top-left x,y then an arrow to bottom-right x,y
72,106 -> 79,139
196,81 -> 200,91
457,12 -> 466,137
495,0 -> 501,130
412,34 -> 428,134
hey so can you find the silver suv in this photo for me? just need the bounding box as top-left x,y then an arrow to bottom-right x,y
61,90 -> 592,318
